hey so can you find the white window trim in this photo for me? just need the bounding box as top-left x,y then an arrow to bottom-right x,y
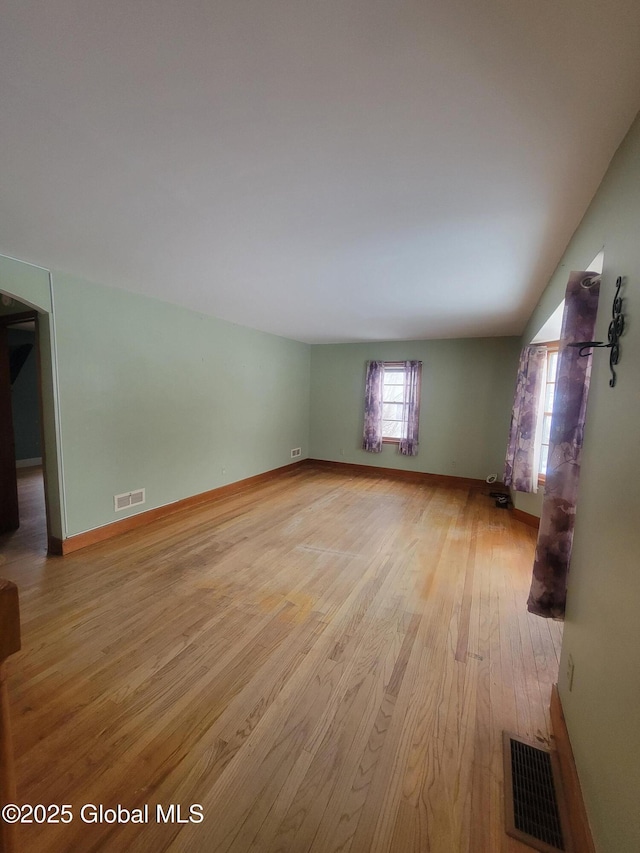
381,362 -> 408,443
535,344 -> 559,486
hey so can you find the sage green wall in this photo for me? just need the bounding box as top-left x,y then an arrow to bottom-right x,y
521,112 -> 640,853
0,255 -> 51,313
309,337 -> 520,481
52,273 -> 310,537
511,485 -> 544,517
1,255 -> 311,540
0,299 -> 29,316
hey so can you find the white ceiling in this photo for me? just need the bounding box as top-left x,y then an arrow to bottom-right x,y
1,1 -> 639,343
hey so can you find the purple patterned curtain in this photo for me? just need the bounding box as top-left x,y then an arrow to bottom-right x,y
504,345 -> 547,492
399,360 -> 422,456
362,360 -> 384,452
528,270 -> 600,619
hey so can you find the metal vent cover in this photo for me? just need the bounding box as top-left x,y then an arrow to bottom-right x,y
114,488 -> 146,512
115,493 -> 131,511
503,732 -> 572,853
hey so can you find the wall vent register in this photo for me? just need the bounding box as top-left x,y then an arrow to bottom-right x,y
114,489 -> 146,512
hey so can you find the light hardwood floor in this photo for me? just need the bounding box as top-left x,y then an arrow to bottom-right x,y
1,465 -> 561,852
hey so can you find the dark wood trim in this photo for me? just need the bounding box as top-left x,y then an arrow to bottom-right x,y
47,536 -> 64,556
0,579 -> 20,660
511,508 -> 540,529
0,310 -> 38,328
305,458 -> 488,489
549,685 -> 596,853
54,460 -> 308,555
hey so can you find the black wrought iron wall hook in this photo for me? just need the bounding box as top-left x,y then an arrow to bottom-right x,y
569,276 -> 625,387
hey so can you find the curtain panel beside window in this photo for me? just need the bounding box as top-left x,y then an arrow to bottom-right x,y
362,360 -> 385,452
528,270 -> 600,619
399,360 -> 421,456
503,345 -> 547,493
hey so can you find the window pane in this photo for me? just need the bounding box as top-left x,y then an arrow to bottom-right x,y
548,351 -> 558,380
540,444 -> 549,475
545,383 -> 555,412
383,384 -> 405,403
382,420 -> 403,438
382,403 -> 404,421
382,363 -> 411,440
384,370 -> 405,385
542,414 -> 552,445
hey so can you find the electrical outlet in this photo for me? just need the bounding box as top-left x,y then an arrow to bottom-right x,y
291,447 -> 302,458
566,654 -> 575,691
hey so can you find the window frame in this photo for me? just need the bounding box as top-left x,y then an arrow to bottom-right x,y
380,361 -> 420,444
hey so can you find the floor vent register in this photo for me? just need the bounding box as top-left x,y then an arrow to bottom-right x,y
503,732 -> 572,852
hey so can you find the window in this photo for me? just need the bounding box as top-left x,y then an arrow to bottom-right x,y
538,346 -> 558,480
381,363 -> 412,441
362,360 -> 422,455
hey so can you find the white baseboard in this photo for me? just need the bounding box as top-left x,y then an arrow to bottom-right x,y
16,457 -> 42,468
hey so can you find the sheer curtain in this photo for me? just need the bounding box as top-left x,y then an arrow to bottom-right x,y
528,270 -> 600,618
504,345 -> 547,492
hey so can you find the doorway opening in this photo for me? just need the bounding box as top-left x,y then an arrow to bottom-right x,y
0,296 -> 50,559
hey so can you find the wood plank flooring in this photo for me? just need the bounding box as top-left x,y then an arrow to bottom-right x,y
0,465 -> 562,852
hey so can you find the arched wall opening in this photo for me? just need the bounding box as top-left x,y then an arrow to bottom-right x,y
0,254 -> 65,548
